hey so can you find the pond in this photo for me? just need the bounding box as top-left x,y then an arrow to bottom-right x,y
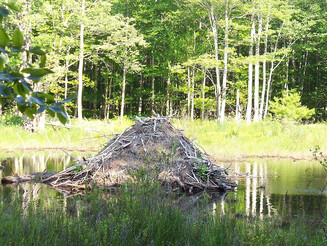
0,151 -> 326,222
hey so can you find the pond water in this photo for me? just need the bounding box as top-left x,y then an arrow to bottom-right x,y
0,152 -> 326,222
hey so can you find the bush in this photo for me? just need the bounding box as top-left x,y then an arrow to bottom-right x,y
269,92 -> 315,121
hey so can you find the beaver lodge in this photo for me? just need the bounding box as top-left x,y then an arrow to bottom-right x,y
2,117 -> 237,195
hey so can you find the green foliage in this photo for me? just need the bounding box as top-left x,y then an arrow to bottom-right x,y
269,92 -> 315,121
0,3 -> 75,124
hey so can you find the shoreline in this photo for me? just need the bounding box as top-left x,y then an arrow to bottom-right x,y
0,146 -> 318,162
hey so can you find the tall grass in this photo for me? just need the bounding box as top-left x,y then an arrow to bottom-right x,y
172,119 -> 327,159
0,176 -> 324,245
1,116 -> 326,159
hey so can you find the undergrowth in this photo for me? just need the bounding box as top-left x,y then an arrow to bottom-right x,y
0,172 -> 324,246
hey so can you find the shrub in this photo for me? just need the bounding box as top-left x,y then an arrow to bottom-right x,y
269,92 -> 315,121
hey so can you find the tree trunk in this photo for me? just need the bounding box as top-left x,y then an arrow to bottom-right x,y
201,71 -> 206,120
264,61 -> 274,118
151,56 -> 155,111
220,0 -> 229,123
210,4 -> 221,120
253,15 -> 262,122
191,69 -> 195,121
138,74 -> 143,116
77,0 -> 85,121
246,14 -> 255,124
166,76 -> 171,116
235,88 -> 241,121
259,19 -> 269,120
187,66 -> 191,118
120,67 -> 127,123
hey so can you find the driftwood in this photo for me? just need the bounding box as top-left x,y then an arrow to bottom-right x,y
2,117 -> 237,195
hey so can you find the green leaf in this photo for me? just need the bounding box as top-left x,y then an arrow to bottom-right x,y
57,112 -> 67,125
21,68 -> 35,74
13,82 -> 26,97
24,107 -> 35,119
38,92 -> 55,103
5,3 -> 21,12
0,7 -> 9,18
40,55 -> 46,68
61,94 -> 77,103
0,28 -> 10,48
29,96 -> 45,106
0,83 -> 11,97
21,79 -> 33,92
46,108 -> 55,117
17,102 -> 27,114
37,106 -> 47,114
27,68 -> 53,81
29,47 -> 46,55
12,29 -> 24,48
0,56 -> 4,72
15,96 -> 25,105
49,103 -> 63,113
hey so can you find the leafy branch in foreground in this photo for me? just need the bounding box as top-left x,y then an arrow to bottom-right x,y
0,3 -> 75,124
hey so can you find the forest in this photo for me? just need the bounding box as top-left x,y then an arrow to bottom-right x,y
0,0 -> 326,123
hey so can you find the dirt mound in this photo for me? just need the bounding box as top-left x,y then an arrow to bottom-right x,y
42,117 -> 236,194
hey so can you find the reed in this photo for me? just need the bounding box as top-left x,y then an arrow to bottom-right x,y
0,178 -> 324,245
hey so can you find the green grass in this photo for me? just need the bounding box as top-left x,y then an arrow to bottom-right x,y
172,119 -> 327,159
1,116 -> 327,159
0,177 -> 325,246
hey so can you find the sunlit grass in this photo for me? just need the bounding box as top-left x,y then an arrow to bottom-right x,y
172,119 -> 327,159
0,116 -> 326,159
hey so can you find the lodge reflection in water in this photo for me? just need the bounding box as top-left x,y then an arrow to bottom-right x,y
0,154 -> 326,220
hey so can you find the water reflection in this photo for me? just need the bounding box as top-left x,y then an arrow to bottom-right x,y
0,153 -> 326,221
214,160 -> 327,220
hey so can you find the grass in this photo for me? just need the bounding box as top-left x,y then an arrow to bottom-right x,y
0,175 -> 325,246
1,115 -> 327,160
172,118 -> 327,160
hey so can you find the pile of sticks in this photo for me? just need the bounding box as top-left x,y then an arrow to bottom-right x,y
40,117 -> 236,194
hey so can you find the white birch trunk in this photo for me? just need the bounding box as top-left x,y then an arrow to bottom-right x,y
246,15 -> 255,124
120,67 -> 127,123
259,19 -> 269,120
220,0 -> 229,123
253,15 -> 262,122
77,0 -> 85,121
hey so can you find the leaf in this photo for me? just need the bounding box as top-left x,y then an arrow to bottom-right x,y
0,56 -> 4,72
12,29 -> 24,48
0,83 -> 11,97
21,68 -> 35,74
20,79 -> 33,92
17,102 -> 27,114
29,95 -> 45,106
14,96 -> 25,105
24,108 -> 35,119
37,106 -> 47,114
29,47 -> 46,55
40,55 -> 46,68
0,28 -> 10,48
13,82 -> 26,97
38,92 -> 55,103
46,108 -> 55,117
0,7 -> 9,18
49,103 -> 63,113
57,112 -> 67,125
60,94 -> 77,103
27,68 -> 53,81
5,3 -> 21,12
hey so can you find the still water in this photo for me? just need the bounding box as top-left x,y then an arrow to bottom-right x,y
0,152 -> 326,221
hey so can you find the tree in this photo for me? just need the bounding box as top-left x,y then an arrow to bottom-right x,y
0,3 -> 73,125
